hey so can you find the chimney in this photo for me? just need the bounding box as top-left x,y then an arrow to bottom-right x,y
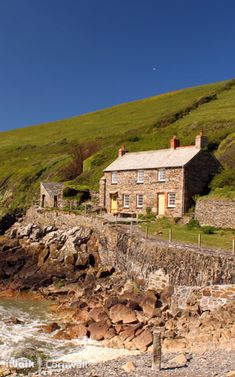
170,135 -> 180,149
118,145 -> 126,157
195,130 -> 208,149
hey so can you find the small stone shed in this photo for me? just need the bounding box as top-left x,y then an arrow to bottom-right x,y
40,182 -> 64,209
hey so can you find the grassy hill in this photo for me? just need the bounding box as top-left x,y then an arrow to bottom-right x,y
0,78 -> 235,216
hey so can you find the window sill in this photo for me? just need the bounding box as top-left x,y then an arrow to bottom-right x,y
158,180 -> 166,183
168,206 -> 176,209
111,182 -> 118,185
136,181 -> 144,184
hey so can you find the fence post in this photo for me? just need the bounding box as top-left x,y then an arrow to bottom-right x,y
169,228 -> 172,243
232,237 -> 235,254
84,203 -> 87,215
152,330 -> 161,371
198,233 -> 201,248
145,225 -> 148,241
130,220 -> 133,235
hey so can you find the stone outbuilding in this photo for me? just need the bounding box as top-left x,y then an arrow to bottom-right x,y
99,132 -> 220,217
40,182 -> 64,209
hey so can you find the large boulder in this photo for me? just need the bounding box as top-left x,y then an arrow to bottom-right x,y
109,304 -> 137,324
119,324 -> 140,342
41,322 -> 60,333
73,307 -> 90,324
140,294 -> 157,318
132,329 -> 153,351
89,307 -> 109,322
66,324 -> 87,339
88,320 -> 111,341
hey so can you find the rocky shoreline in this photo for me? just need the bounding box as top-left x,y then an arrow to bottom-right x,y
0,220 -> 234,376
48,349 -> 235,377
1,350 -> 234,377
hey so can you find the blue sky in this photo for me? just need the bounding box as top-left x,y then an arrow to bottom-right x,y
0,0 -> 235,131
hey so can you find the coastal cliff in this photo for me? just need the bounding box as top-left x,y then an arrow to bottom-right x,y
0,207 -> 234,355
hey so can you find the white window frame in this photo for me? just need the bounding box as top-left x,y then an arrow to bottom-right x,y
123,194 -> 130,208
137,170 -> 144,183
168,193 -> 176,208
158,168 -> 166,182
136,194 -> 144,208
111,171 -> 118,184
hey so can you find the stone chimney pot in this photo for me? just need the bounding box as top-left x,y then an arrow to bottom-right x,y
118,145 -> 126,157
195,131 -> 208,149
170,135 -> 180,149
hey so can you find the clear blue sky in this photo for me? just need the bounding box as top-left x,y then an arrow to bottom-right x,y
0,0 -> 235,131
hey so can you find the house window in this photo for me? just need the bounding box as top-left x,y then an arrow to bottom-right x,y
158,168 -> 166,182
112,171 -> 118,184
123,194 -> 130,208
136,194 -> 144,208
137,170 -> 144,183
168,193 -> 176,208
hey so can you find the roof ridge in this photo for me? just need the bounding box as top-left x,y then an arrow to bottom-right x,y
124,145 -> 196,154
104,146 -> 200,171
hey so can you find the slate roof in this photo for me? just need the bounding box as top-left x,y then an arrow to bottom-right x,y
41,182 -> 64,196
104,147 -> 200,172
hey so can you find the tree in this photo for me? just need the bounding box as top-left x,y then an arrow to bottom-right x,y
61,141 -> 99,180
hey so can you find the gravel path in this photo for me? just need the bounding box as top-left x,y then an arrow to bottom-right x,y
37,349 -> 235,377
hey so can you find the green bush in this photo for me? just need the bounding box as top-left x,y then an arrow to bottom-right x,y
63,187 -> 79,197
63,186 -> 90,204
90,152 -> 107,167
138,207 -> 156,222
202,226 -> 216,234
210,168 -> 235,190
186,219 -> 201,230
127,135 -> 140,142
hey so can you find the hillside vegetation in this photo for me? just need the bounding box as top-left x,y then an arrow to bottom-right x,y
0,79 -> 235,216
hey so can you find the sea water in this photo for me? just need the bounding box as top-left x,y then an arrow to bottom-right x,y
0,298 -> 88,365
0,298 -> 138,373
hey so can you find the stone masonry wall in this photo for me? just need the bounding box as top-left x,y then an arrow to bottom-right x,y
173,285 -> 235,311
25,207 -> 235,289
195,198 -> 235,229
40,185 -> 64,209
183,150 -> 220,212
104,167 -> 184,217
99,227 -> 235,288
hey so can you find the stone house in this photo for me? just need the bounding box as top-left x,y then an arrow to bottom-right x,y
40,182 -> 64,209
99,133 -> 220,217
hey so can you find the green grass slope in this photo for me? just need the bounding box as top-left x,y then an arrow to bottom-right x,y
0,78 -> 235,215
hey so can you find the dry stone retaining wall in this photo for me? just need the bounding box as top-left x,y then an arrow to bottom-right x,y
195,198 -> 235,229
173,285 -> 235,311
25,207 -> 235,289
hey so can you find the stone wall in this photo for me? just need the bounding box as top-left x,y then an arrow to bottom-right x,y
24,206 -> 104,231
184,150 -> 220,211
173,285 -> 235,311
101,150 -> 220,217
195,198 -> 235,229
103,167 -> 184,217
40,184 -> 64,209
25,207 -> 235,289
98,226 -> 235,288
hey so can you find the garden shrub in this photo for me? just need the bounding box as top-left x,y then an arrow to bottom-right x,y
187,219 -> 200,230
202,226 -> 216,234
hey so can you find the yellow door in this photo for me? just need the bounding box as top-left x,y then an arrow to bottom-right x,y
111,194 -> 118,214
158,193 -> 165,215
